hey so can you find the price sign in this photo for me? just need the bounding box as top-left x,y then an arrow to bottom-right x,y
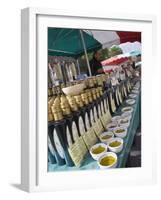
82,128 -> 97,150
100,115 -> 107,128
68,142 -> 84,167
93,120 -> 103,137
77,136 -> 88,156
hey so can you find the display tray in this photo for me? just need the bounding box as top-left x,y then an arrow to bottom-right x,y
48,90 -> 141,172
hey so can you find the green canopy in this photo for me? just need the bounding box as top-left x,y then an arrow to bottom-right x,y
48,28 -> 102,58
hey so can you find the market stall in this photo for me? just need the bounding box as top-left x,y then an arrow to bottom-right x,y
47,28 -> 141,171
84,30 -> 141,49
48,28 -> 102,77
48,84 -> 141,171
48,68 -> 141,170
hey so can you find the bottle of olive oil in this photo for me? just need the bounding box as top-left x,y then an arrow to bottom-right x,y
73,94 -> 87,132
96,87 -> 109,129
66,95 -> 88,167
85,77 -> 100,121
118,83 -> 123,104
107,88 -> 116,114
60,95 -> 75,144
122,81 -> 128,98
48,123 -> 66,166
48,148 -> 57,164
50,96 -> 75,167
98,87 -> 106,115
48,96 -> 63,165
91,88 -> 101,119
87,89 -> 96,127
120,81 -> 124,100
48,145 -> 57,164
89,88 -> 104,138
80,90 -> 92,129
78,89 -> 98,149
115,85 -> 121,108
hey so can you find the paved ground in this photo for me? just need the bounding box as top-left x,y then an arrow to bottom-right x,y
126,125 -> 141,167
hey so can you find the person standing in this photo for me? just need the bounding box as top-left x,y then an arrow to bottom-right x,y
88,50 -> 104,76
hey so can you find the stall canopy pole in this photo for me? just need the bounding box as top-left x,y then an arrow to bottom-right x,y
79,30 -> 92,76
76,59 -> 81,75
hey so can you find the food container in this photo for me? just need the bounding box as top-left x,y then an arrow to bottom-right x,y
107,137 -> 123,153
106,122 -> 118,131
90,143 -> 107,160
113,127 -> 127,138
119,117 -> 130,128
129,94 -> 137,99
98,152 -> 118,169
111,115 -> 122,123
133,86 -> 140,90
121,112 -> 132,120
100,131 -> 114,143
121,106 -> 133,114
126,99 -> 136,105
62,83 -> 85,96
131,89 -> 139,94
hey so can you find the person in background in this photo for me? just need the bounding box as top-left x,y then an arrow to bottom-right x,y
88,50 -> 104,76
129,56 -> 136,69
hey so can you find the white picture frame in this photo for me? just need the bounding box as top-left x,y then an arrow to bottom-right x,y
21,7 -> 156,192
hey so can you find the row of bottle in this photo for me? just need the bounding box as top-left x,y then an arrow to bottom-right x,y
48,78 -> 132,168
48,74 -> 110,97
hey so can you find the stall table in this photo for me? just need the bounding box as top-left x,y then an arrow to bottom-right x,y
48,90 -> 141,172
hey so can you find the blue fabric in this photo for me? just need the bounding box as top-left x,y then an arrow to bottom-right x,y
48,91 -> 141,172
130,51 -> 141,56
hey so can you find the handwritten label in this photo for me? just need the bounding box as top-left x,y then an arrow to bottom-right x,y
68,142 -> 84,167
82,134 -> 91,150
100,115 -> 107,128
77,136 -> 88,156
105,110 -> 112,123
100,110 -> 112,128
98,119 -> 104,132
82,128 -> 97,150
89,128 -> 98,145
93,121 -> 102,137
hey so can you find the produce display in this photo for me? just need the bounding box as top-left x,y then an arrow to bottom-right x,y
101,135 -> 112,140
109,141 -> 122,147
98,152 -> 118,169
115,129 -> 125,133
99,155 -> 116,166
92,146 -> 106,154
48,60 -> 141,171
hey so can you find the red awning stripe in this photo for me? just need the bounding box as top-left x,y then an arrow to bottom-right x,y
117,31 -> 141,43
